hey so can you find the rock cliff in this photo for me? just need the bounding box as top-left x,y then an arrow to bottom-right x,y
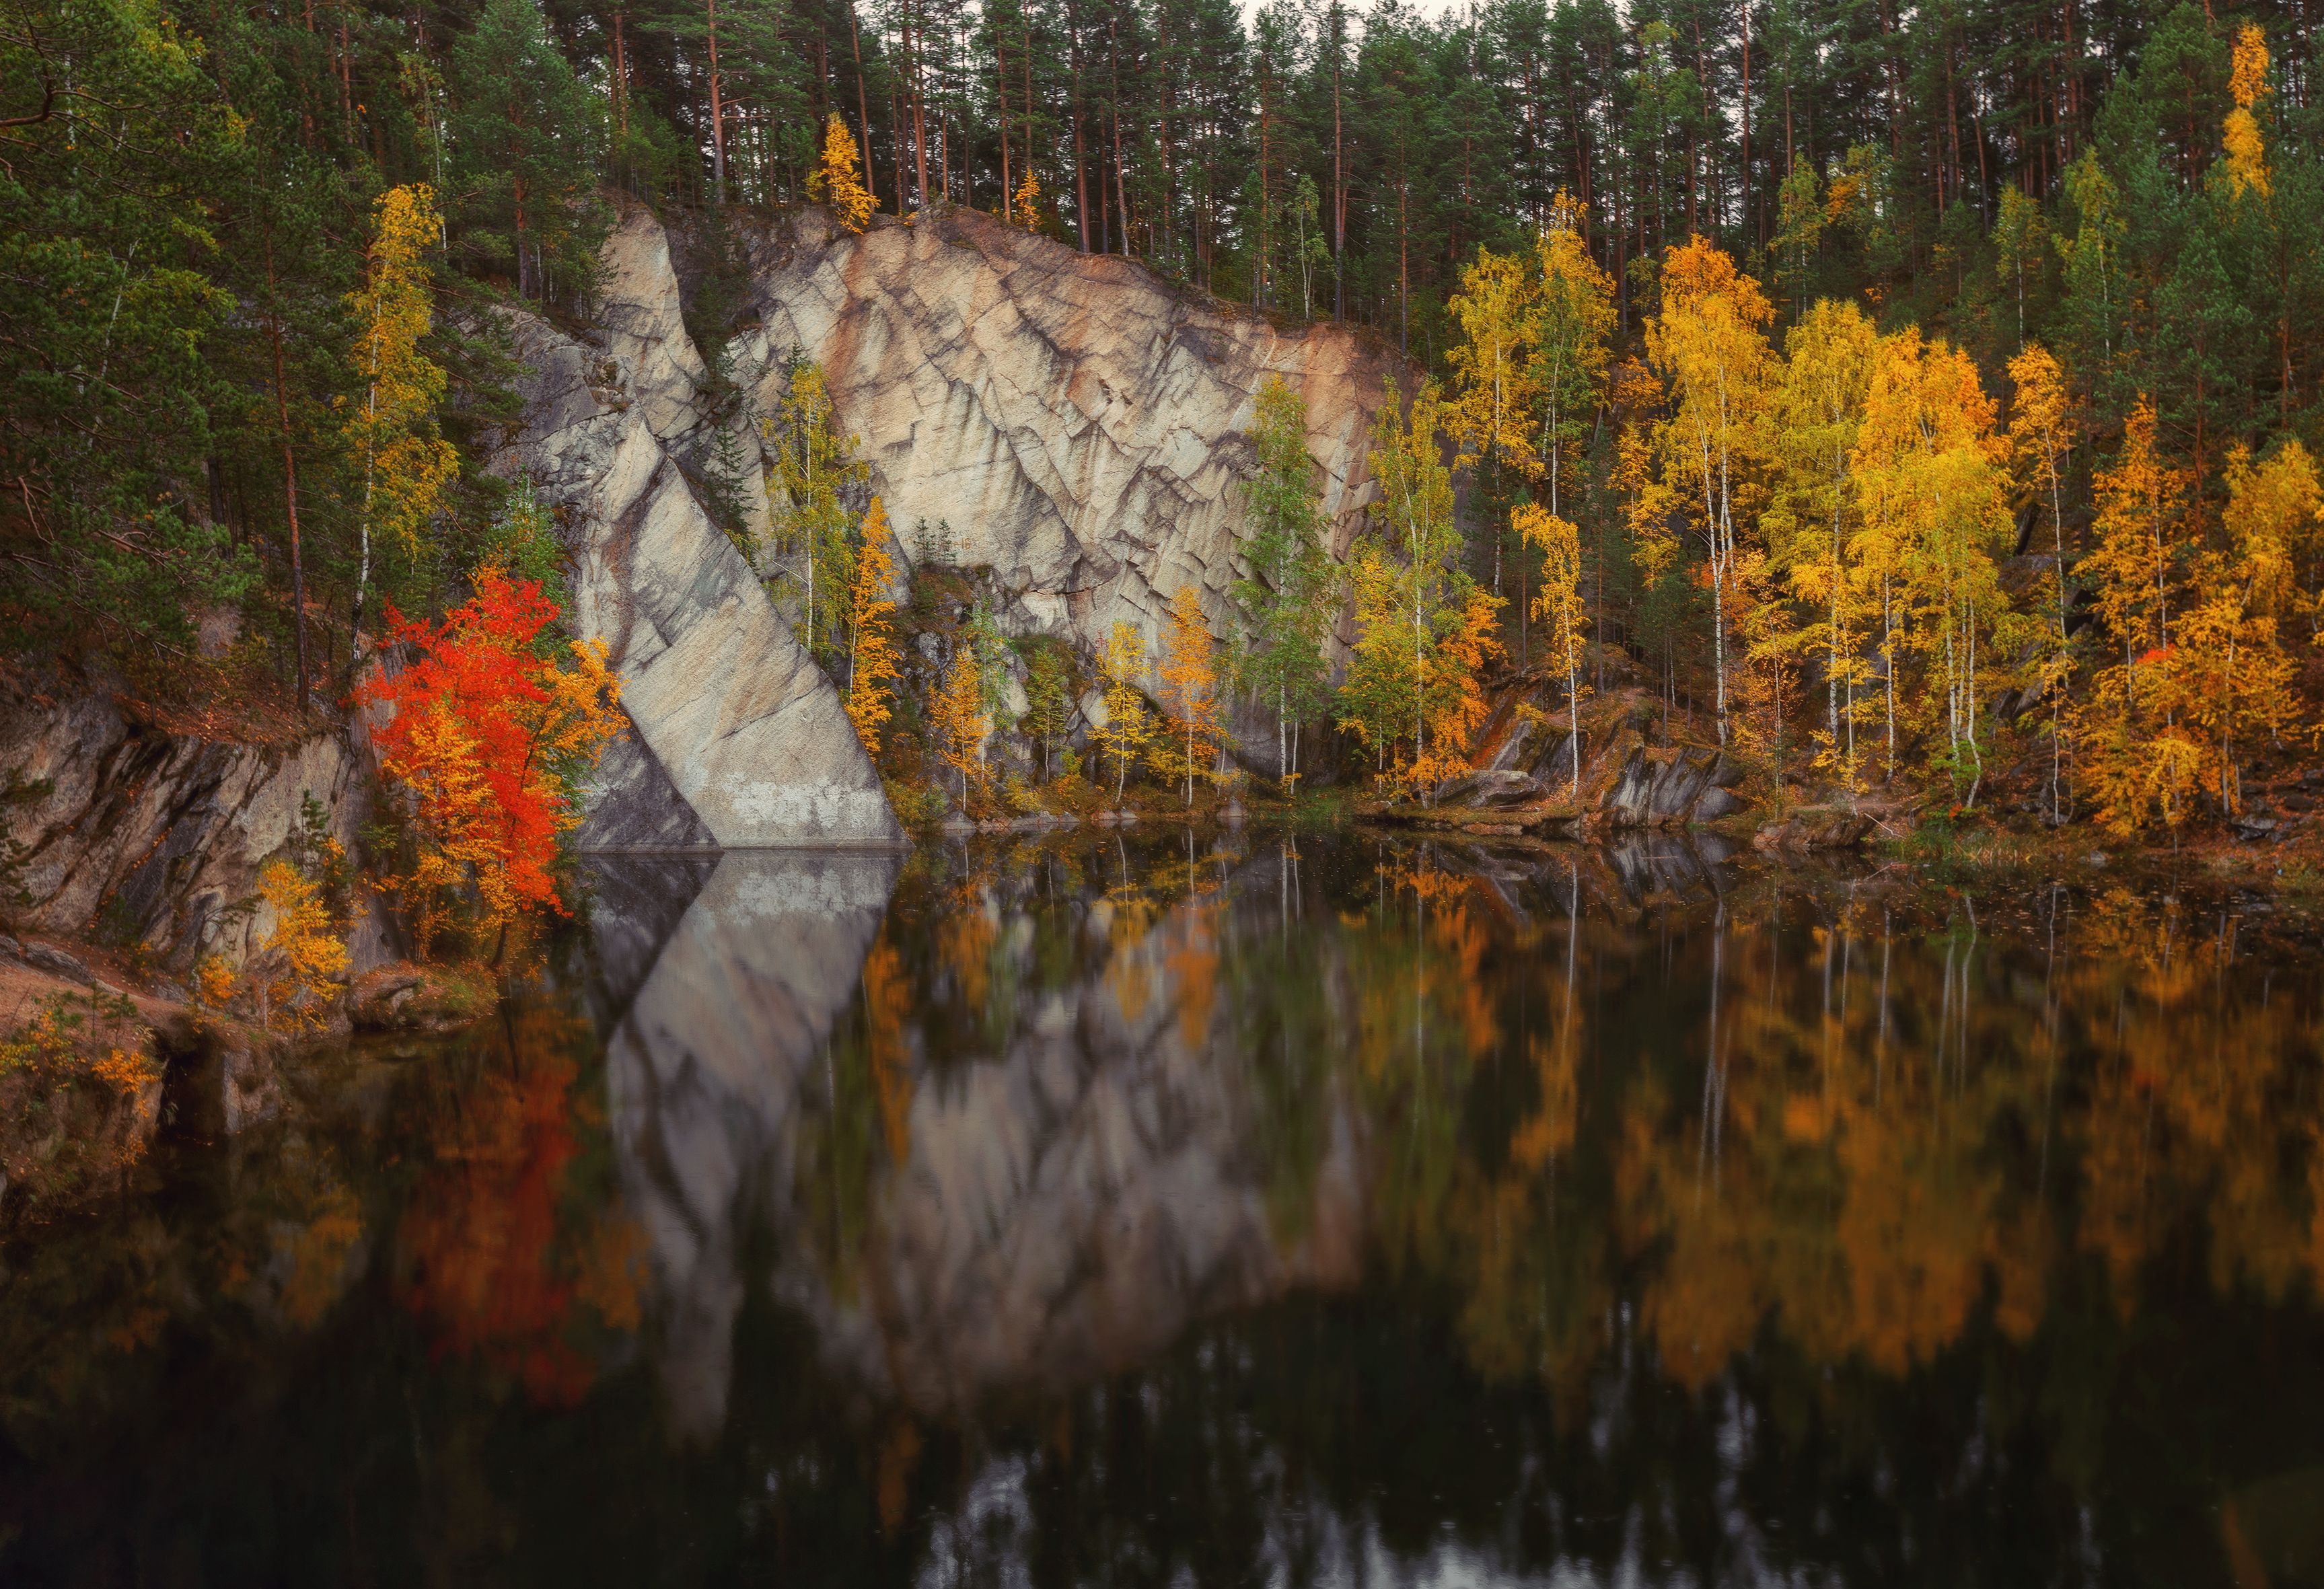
727,206 -> 1405,666
0,684 -> 387,975
498,205 -> 1413,819
499,207 -> 900,850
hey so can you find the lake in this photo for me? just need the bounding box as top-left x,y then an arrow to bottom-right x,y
3,831 -> 2323,1587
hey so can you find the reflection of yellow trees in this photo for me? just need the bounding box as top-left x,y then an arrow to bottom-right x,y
1345,860 -> 1609,1399
2060,890 -> 2319,1310
863,938 -> 914,1163
1610,912 -> 2054,1384
935,879 -> 998,1019
1312,872 -> 2322,1404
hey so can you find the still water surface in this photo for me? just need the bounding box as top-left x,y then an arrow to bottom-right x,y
4,833 -> 2324,1587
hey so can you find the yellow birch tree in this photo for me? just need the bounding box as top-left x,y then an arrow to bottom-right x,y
345,184 -> 458,637
2007,343 -> 2079,821
1770,299 -> 1877,792
1094,620 -> 1155,803
1515,502 -> 1586,801
1644,238 -> 1774,747
813,112 -> 877,231
929,641 -> 990,805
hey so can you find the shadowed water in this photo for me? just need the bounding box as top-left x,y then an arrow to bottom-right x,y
3,832 -> 2323,1588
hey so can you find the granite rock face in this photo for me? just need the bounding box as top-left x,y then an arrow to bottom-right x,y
729,206 -> 1406,676
499,206 -> 900,850
0,684 -> 388,973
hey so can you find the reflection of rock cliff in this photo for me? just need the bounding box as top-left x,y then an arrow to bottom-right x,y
809,893 -> 1366,1415
591,844 -> 1363,1436
501,209 -> 900,849
591,850 -> 899,1437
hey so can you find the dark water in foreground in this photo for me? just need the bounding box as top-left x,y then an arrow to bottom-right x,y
5,833 -> 2324,1588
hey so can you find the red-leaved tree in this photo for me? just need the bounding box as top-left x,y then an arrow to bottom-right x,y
357,569 -> 622,956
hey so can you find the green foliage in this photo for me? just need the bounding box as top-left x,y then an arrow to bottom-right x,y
0,0 -> 257,656
446,0 -> 608,304
1016,635 -> 1080,780
1233,376 -> 1336,785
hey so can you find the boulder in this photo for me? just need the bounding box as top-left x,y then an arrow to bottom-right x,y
347,965 -> 494,1035
1437,769 -> 1544,809
1753,807 -> 1877,851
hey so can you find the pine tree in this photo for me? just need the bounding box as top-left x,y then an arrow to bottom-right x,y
448,0 -> 608,303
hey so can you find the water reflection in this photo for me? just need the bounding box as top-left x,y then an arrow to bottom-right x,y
1,834 -> 2321,1588
591,850 -> 900,1438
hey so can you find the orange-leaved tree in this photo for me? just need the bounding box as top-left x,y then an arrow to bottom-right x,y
844,498 -> 903,753
1152,583 -> 1223,804
358,570 -> 623,957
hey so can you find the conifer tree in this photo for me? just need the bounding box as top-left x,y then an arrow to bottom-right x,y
448,0 -> 607,302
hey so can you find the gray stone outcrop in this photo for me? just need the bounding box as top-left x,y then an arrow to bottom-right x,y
499,205 -> 901,850
0,685 -> 387,973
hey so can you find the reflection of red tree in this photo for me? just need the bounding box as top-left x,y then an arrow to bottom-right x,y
395,1006 -> 640,1406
